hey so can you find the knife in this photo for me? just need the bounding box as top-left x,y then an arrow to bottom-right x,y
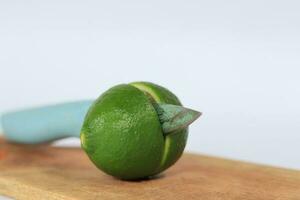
1,100 -> 200,144
1,100 -> 93,144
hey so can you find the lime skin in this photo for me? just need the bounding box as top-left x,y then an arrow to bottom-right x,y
80,82 -> 188,180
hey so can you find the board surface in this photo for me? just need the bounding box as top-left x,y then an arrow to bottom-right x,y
0,138 -> 300,200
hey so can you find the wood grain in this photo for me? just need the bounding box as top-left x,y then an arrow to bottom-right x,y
0,138 -> 300,200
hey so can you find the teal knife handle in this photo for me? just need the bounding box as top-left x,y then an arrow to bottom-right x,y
1,100 -> 93,144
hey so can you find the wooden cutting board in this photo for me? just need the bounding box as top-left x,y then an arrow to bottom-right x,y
0,137 -> 300,200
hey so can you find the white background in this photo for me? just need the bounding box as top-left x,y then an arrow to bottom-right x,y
1,0 -> 300,180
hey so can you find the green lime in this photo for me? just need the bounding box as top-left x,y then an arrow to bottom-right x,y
80,82 -> 197,180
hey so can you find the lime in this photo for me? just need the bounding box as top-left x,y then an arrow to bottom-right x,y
80,82 -> 197,180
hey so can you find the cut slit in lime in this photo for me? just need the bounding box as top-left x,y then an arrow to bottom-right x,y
130,82 -> 201,135
129,82 -> 201,173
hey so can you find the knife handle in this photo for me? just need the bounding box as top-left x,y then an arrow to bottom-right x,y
1,100 -> 93,144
